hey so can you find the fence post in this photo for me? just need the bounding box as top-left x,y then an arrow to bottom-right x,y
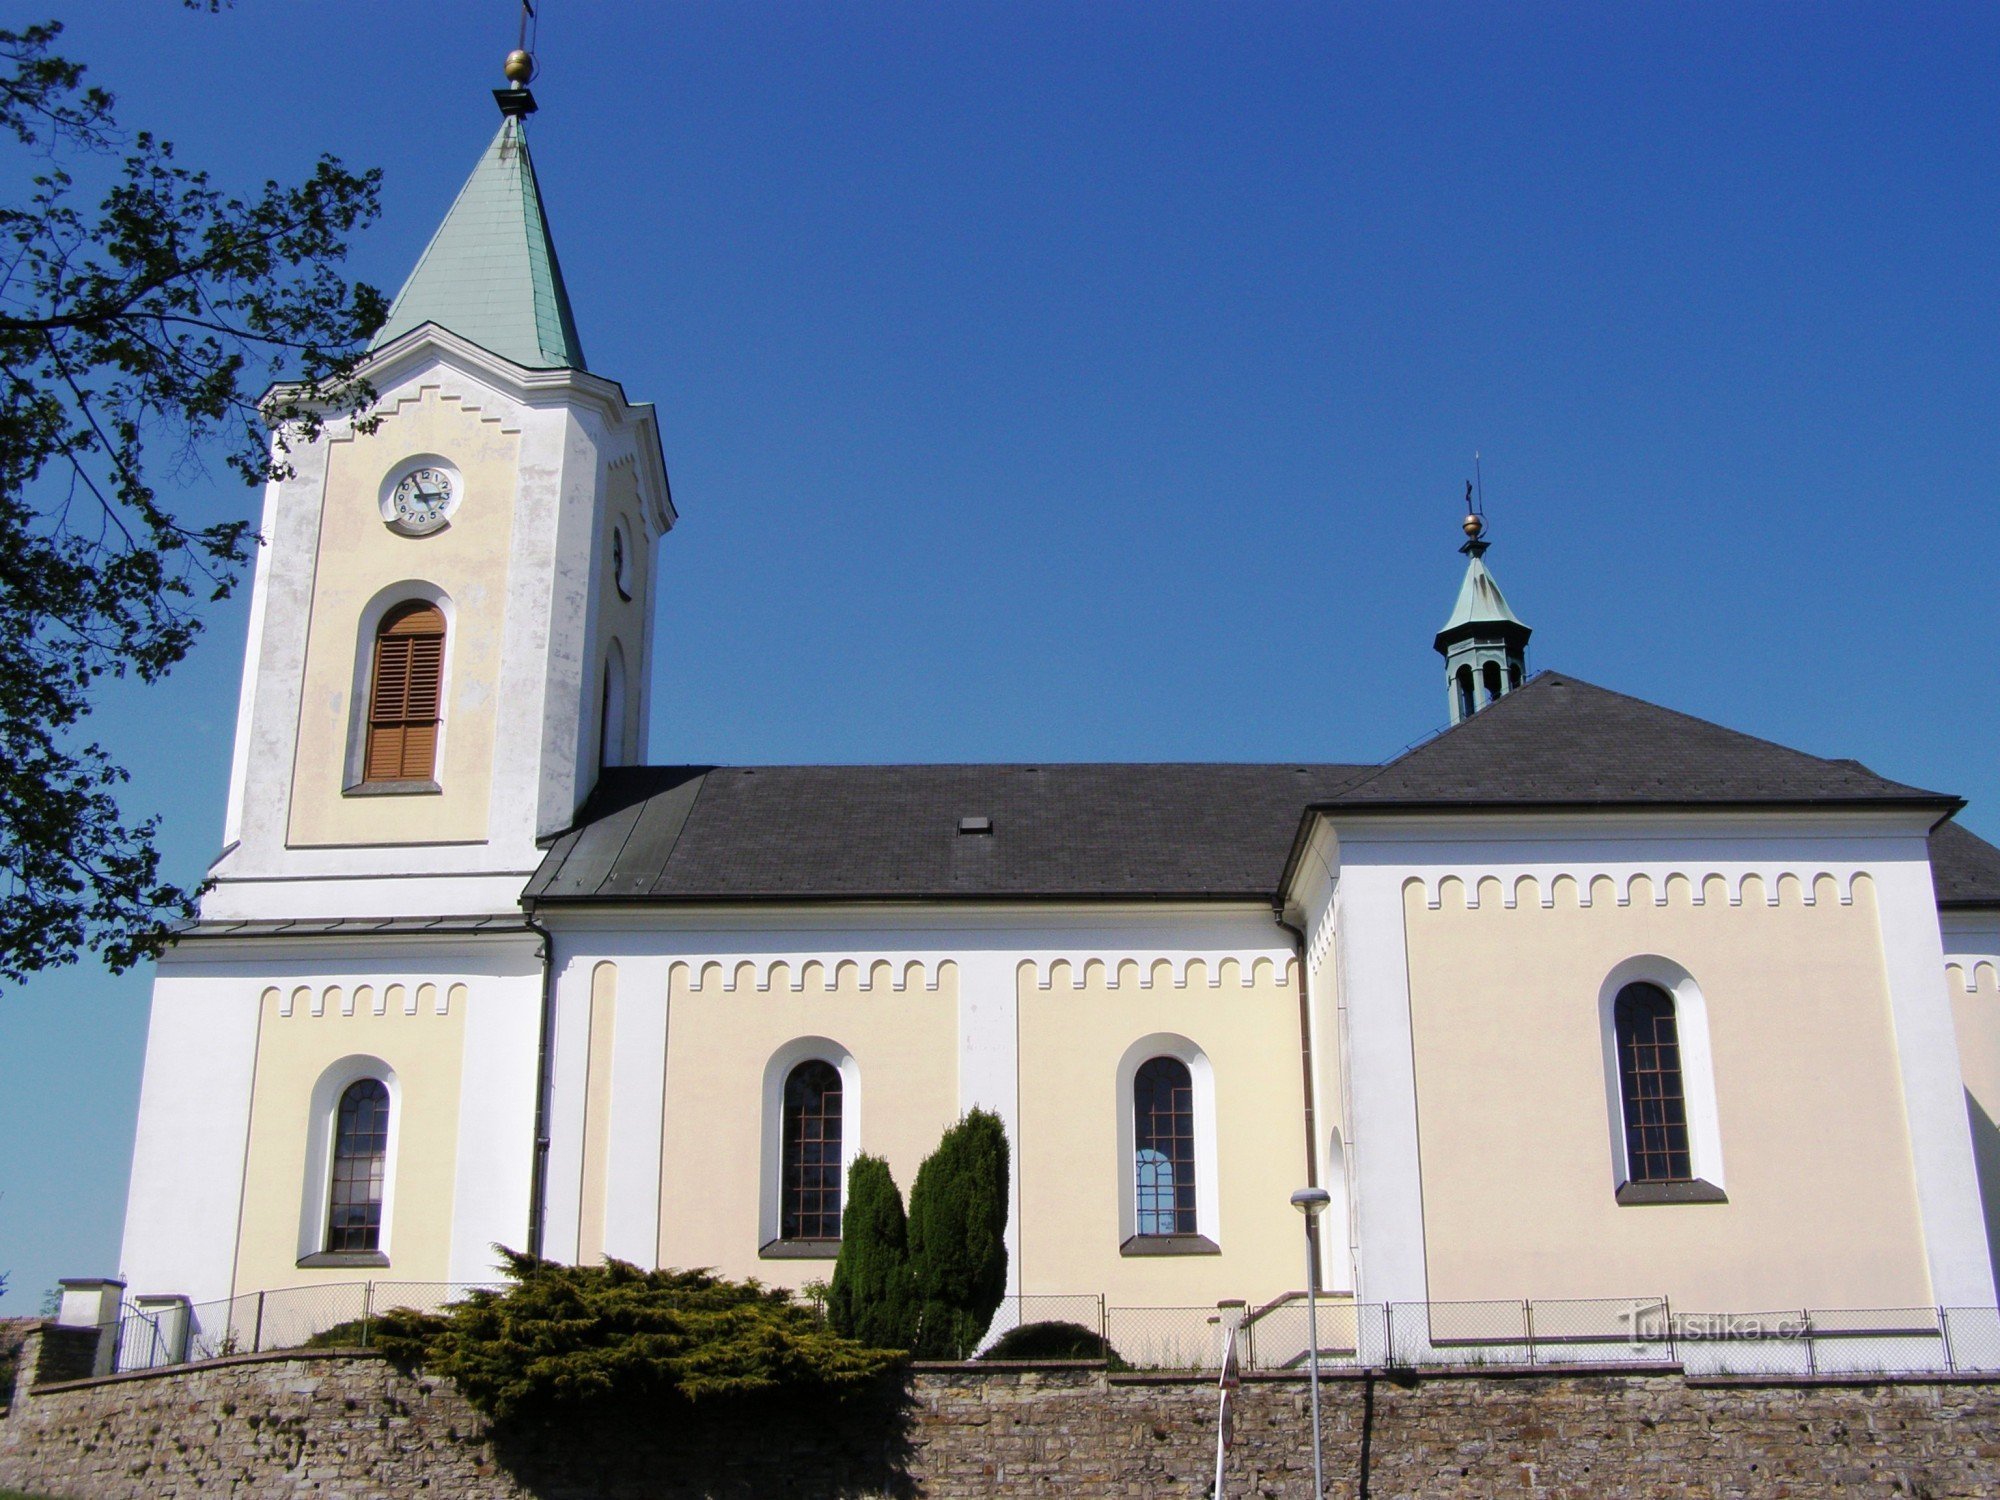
1938,1307 -> 1956,1374
1661,1295 -> 1675,1367
1802,1310 -> 1815,1378
1383,1302 -> 1395,1368
252,1291 -> 266,1354
362,1283 -> 375,1349
1098,1293 -> 1108,1356
1523,1300 -> 1536,1366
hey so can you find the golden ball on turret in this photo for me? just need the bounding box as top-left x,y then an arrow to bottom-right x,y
504,49 -> 535,84
1462,513 -> 1485,539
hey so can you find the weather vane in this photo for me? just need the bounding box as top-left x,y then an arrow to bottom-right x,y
498,0 -> 540,116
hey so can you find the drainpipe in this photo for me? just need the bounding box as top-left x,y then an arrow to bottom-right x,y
1272,906 -> 1319,1192
523,910 -> 557,1260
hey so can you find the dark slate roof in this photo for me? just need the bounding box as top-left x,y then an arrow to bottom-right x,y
526,673 -> 1963,907
1313,674 -> 1954,812
526,763 -> 1375,904
1932,821 -> 2000,909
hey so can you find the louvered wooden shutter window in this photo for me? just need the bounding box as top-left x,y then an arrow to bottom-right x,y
364,603 -> 446,783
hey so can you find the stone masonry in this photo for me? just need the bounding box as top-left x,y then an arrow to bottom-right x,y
1,1330 -> 1997,1498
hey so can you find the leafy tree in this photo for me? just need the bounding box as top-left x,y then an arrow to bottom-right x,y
906,1108 -> 1010,1359
369,1249 -> 903,1425
0,19 -> 384,986
827,1153 -> 915,1349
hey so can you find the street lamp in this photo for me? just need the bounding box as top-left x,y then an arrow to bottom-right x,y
1290,1186 -> 1331,1499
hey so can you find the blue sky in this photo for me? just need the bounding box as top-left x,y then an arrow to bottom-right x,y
2,2 -> 1995,1307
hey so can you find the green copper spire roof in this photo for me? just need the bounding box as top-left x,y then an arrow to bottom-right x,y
370,114 -> 586,370
1437,545 -> 1527,642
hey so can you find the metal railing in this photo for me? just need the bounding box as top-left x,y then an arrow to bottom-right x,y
106,1283 -> 2000,1380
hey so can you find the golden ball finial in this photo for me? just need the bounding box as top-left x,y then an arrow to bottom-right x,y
504,49 -> 535,84
1462,512 -> 1485,539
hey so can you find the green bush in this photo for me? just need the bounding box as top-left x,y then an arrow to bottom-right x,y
370,1248 -> 903,1425
978,1319 -> 1124,1366
906,1108 -> 1010,1359
827,1154 -> 915,1349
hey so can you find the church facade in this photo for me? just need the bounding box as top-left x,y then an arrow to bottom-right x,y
115,81 -> 2000,1358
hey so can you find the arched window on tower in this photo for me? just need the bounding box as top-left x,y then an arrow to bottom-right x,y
327,1079 -> 390,1253
1613,983 -> 1691,1184
1455,664 -> 1476,721
1482,659 -> 1503,706
364,602 -> 445,784
600,640 -> 628,770
780,1059 -> 843,1241
1133,1056 -> 1197,1236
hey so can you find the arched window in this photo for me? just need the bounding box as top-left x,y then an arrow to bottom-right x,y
327,1079 -> 390,1253
1614,983 -> 1691,1183
1455,664 -> 1475,720
364,602 -> 445,783
1133,1056 -> 1197,1236
780,1060 -> 843,1241
1482,659 -> 1503,705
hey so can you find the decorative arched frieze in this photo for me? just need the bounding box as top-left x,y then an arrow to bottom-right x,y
1021,954 -> 1292,992
1409,866 -> 1870,911
670,956 -> 954,995
270,980 -> 468,1020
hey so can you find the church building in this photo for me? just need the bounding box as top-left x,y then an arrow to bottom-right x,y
113,66 -> 2000,1364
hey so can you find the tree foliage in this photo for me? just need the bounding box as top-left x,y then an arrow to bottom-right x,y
0,19 -> 384,985
906,1108 -> 1010,1359
368,1249 -> 904,1426
827,1153 -> 916,1350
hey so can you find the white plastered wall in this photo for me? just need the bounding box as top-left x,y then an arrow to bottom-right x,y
1291,811 -> 1994,1312
118,934 -> 543,1305
538,906 -> 1305,1320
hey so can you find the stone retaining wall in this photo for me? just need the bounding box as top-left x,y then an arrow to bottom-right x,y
2,1330 -> 1997,1498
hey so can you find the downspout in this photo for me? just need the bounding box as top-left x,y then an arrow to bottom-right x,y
1273,906 -> 1319,1191
523,909 -> 556,1259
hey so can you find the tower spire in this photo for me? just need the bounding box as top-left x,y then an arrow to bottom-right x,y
366,38 -> 583,370
1435,483 -> 1531,724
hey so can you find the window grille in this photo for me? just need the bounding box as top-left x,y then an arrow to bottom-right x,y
781,1060 -> 843,1240
1134,1056 -> 1197,1235
1614,983 -> 1693,1183
364,602 -> 445,782
328,1079 -> 390,1253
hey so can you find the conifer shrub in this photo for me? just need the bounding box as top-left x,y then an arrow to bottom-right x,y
366,1248 -> 903,1425
827,1154 -> 916,1349
905,1108 -> 1010,1359
977,1319 -> 1125,1367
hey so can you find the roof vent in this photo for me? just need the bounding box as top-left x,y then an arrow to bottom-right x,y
958,816 -> 993,836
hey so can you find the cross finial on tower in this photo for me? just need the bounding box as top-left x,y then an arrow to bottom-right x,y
497,1 -> 539,117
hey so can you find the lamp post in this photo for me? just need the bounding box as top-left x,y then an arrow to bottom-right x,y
1290,1186 -> 1331,1498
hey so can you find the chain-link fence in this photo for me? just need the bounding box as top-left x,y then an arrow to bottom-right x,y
111,1281 -> 498,1372
105,1283 -> 2000,1378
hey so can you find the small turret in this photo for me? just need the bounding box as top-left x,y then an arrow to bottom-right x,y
1435,489 -> 1531,724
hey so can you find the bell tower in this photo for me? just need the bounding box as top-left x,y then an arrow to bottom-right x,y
206,54 -> 674,922
1434,491 -> 1530,725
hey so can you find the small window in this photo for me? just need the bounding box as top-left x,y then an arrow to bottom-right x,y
1455,664 -> 1475,720
1482,659 -> 1503,705
327,1080 -> 390,1253
1614,983 -> 1691,1183
612,524 -> 632,601
364,602 -> 445,783
780,1060 -> 842,1240
1133,1056 -> 1197,1235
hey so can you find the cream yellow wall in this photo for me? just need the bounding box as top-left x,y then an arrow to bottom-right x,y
1016,957 -> 1307,1307
1402,873 -> 1933,1310
1947,955 -> 2000,1294
576,962 -> 618,1265
232,981 -> 468,1294
656,960 -> 960,1293
287,386 -> 520,846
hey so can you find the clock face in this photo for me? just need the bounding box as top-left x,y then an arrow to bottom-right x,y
390,466 -> 455,534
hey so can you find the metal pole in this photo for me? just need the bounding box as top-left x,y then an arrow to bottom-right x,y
1305,1223 -> 1324,1500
